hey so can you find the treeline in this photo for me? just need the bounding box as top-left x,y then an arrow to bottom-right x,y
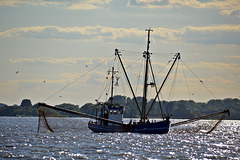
0,96 -> 239,119
0,102 -> 81,117
80,96 -> 240,120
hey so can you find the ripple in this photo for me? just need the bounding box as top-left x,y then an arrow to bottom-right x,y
1,117 -> 240,159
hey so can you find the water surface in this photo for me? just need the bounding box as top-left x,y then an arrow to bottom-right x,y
0,117 -> 239,159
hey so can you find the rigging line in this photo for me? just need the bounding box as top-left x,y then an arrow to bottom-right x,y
147,53 -> 181,115
151,53 -> 177,62
153,80 -> 169,115
107,57 -> 118,101
115,61 -> 127,97
97,58 -> 116,102
146,58 -> 164,119
123,50 -> 176,56
105,79 -> 112,102
121,50 -> 142,55
154,60 -> 172,83
181,61 -> 191,100
121,55 -> 147,96
99,78 -> 111,102
135,57 -> 144,95
180,60 -> 195,116
115,49 -> 142,116
181,60 -> 227,109
121,55 -> 173,98
42,55 -> 114,103
118,59 -> 143,97
97,78 -> 109,102
181,60 -> 201,82
109,54 -> 117,71
168,59 -> 180,101
161,93 -> 170,116
150,81 -> 169,115
121,56 -> 143,80
151,52 -> 178,55
149,58 -> 174,116
120,71 -> 127,96
97,57 -> 117,101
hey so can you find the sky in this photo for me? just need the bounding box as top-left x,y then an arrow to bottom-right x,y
0,0 -> 240,106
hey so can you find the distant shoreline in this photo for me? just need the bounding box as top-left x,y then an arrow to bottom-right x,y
1,97 -> 240,120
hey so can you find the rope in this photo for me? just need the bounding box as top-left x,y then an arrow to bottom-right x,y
171,110 -> 229,127
135,57 -> 144,95
97,75 -> 108,101
42,55 -> 114,103
168,59 -> 180,100
121,56 -> 143,80
206,114 -> 226,134
181,60 -> 227,109
181,61 -> 191,100
117,55 -> 144,97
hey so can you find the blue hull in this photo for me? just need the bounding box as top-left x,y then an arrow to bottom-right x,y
88,120 -> 170,134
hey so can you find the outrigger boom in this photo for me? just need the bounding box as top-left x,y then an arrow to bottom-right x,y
38,103 -> 127,126
171,109 -> 230,127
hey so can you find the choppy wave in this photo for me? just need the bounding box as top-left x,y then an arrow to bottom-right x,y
0,117 -> 239,159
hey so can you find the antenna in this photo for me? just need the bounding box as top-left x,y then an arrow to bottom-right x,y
145,28 -> 153,53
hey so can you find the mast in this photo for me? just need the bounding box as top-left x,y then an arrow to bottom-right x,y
109,67 -> 116,105
141,28 -> 153,122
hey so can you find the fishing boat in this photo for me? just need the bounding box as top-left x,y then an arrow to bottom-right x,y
38,29 -> 229,134
88,29 -> 172,133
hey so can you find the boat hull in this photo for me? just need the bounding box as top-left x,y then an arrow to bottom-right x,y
88,120 -> 170,134
132,120 -> 170,134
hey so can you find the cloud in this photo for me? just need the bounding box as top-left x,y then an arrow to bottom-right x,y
0,26 -> 144,42
198,62 -> 240,71
0,0 -> 112,10
223,55 -> 240,59
127,0 -> 240,17
0,0 -> 59,7
152,25 -> 240,45
178,25 -> 240,45
67,0 -> 112,10
1,25 -> 240,45
9,56 -> 106,66
186,61 -> 240,72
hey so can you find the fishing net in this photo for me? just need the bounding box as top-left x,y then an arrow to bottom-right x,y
170,110 -> 229,134
37,104 -> 90,133
37,106 -> 54,133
